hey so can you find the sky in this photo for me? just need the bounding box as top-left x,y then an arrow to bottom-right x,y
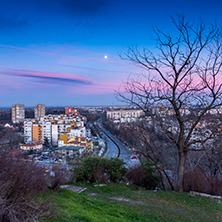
0,0 -> 222,107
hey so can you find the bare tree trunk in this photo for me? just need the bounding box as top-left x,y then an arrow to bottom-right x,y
178,151 -> 187,192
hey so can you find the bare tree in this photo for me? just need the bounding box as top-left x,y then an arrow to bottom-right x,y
0,150 -> 51,221
0,128 -> 21,150
117,15 -> 222,192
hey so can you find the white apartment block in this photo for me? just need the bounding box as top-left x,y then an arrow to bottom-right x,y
51,124 -> 59,146
42,121 -> 51,143
106,109 -> 144,123
12,104 -> 25,123
24,114 -> 86,146
24,120 -> 32,142
68,127 -> 86,139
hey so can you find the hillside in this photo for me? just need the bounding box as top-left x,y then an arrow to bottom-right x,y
46,183 -> 222,222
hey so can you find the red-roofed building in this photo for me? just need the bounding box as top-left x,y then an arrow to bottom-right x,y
65,107 -> 79,115
20,142 -> 43,151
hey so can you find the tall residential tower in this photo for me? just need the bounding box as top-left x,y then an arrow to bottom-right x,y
34,104 -> 45,120
12,104 -> 25,123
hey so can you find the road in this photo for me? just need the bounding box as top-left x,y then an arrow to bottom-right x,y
94,120 -> 119,158
95,120 -> 140,167
103,133 -> 119,158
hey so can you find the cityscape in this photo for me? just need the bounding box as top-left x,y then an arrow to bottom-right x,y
1,0 -> 222,221
0,104 -> 142,166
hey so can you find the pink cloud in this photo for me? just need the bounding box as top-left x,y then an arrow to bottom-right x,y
0,69 -> 92,85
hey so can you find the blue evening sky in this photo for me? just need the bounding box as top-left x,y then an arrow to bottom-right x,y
0,0 -> 221,107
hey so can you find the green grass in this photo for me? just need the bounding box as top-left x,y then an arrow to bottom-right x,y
46,183 -> 222,222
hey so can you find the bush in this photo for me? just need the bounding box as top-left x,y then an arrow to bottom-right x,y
126,162 -> 161,189
107,157 -> 127,182
0,150 -> 50,222
184,168 -> 222,195
49,165 -> 67,192
72,156 -> 126,183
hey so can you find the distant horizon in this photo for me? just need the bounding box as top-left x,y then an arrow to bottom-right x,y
0,104 -> 133,109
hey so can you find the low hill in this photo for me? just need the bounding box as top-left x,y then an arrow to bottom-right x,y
45,183 -> 222,222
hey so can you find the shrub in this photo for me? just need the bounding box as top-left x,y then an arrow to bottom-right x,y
49,165 -> 67,192
107,158 -> 127,182
184,168 -> 222,195
72,156 -> 126,183
0,150 -> 50,222
126,162 -> 161,189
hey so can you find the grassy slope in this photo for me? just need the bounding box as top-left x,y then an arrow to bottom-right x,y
47,183 -> 222,222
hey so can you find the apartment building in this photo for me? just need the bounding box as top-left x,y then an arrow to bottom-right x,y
106,109 -> 144,123
51,124 -> 59,146
12,104 -> 25,123
24,113 -> 87,146
24,120 -> 32,142
32,123 -> 43,143
34,104 -> 45,119
69,127 -> 86,138
43,121 -> 51,143
58,135 -> 93,150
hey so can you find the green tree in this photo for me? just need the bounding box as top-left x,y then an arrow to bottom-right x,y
72,156 -> 126,183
